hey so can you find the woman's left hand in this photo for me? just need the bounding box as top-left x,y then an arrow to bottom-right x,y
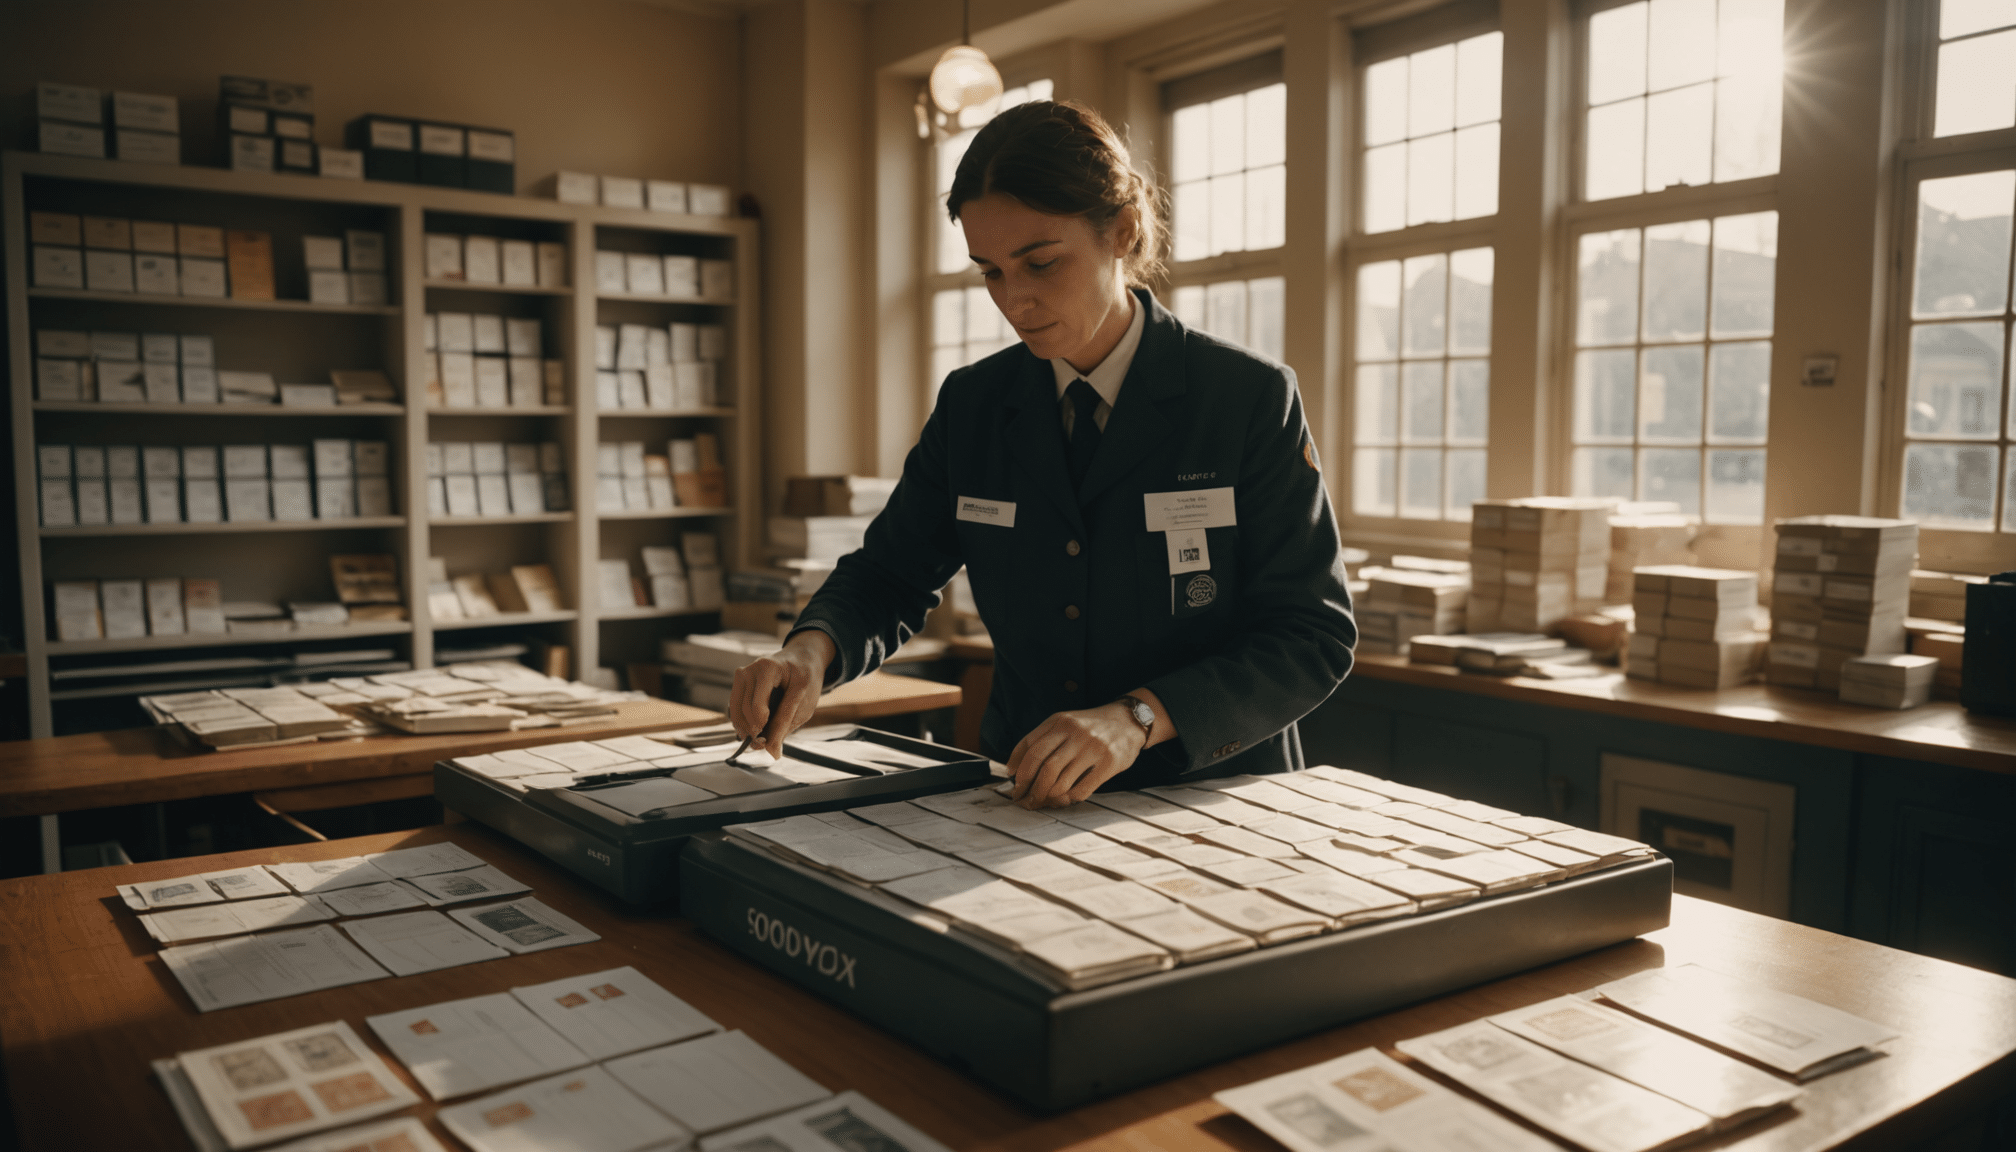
1006,702 -> 1148,809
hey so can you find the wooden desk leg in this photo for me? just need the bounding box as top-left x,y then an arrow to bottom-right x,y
40,813 -> 59,874
955,663 -> 992,754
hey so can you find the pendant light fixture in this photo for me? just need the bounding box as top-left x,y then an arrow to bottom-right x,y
927,0 -> 1003,119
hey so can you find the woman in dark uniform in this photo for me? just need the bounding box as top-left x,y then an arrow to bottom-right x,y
731,100 -> 1355,808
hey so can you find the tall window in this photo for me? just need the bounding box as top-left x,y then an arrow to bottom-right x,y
1570,213 -> 1778,520
925,79 -> 1053,393
1163,52 -> 1288,360
1583,0 -> 1782,201
1932,1 -> 2016,138
1348,20 -> 1503,525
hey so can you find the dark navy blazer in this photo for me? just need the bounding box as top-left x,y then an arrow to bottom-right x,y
793,288 -> 1356,788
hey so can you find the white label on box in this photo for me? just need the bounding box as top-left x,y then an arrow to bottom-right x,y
596,251 -> 628,293
115,129 -> 180,164
442,442 -> 475,474
144,478 -> 181,522
441,353 -> 478,407
226,105 -> 268,133
425,234 -> 464,279
147,578 -> 187,634
113,91 -> 177,130
183,478 -> 222,521
179,258 -> 227,297
178,335 -> 214,367
473,314 -> 506,354
464,236 -> 501,283
74,478 -> 109,524
601,176 -> 644,209
647,181 -> 688,213
109,478 -> 143,523
618,370 -> 647,409
303,235 -> 346,270
625,254 -> 664,296
467,130 -> 514,161
225,478 -> 271,521
418,124 -> 465,155
36,359 -> 83,401
101,580 -> 147,638
663,255 -> 698,297
510,359 -> 542,407
269,445 -> 310,479
38,82 -> 101,123
508,473 -> 545,514
475,358 -> 509,407
308,269 -> 350,304
501,240 -> 536,286
222,445 -> 268,477
230,134 -> 274,172
91,331 -> 139,359
142,445 -> 181,478
555,172 -> 597,204
85,250 -> 136,292
346,231 -> 386,271
319,148 -> 363,179
314,440 -> 354,476
133,254 -> 178,293
369,120 -> 413,150
180,366 -> 219,402
39,329 -> 91,357
141,333 -> 178,363
40,120 -> 105,157
645,365 -> 676,409
688,184 -> 731,216
72,447 -> 105,477
445,475 -> 479,516
143,362 -> 180,402
39,478 -> 76,527
317,478 -> 356,519
182,446 -> 218,478
437,313 -> 475,353
272,478 -> 314,521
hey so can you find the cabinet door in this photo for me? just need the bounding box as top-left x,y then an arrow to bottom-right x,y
1391,712 -> 1551,814
1853,757 -> 2016,976
1298,699 -> 1393,775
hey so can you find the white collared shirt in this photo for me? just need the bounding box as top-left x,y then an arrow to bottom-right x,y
1050,292 -> 1144,435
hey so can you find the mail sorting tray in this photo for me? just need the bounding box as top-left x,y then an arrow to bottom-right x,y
681,833 -> 1672,1112
434,725 -> 992,905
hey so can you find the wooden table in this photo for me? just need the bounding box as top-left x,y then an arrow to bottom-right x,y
1352,654 -> 2016,775
0,671 -> 959,873
2,824 -> 2011,1152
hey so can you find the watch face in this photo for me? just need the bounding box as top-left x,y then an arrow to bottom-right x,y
1129,700 -> 1153,727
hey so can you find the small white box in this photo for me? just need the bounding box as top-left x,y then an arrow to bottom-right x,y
509,358 -> 542,407
472,314 -> 506,354
101,580 -> 147,639
424,233 -> 464,280
85,250 -> 136,292
271,478 -> 315,521
625,253 -> 665,296
356,476 -> 392,517
617,370 -> 647,409
427,476 -> 447,515
477,473 -> 512,516
669,322 -> 698,362
316,478 -> 356,519
180,366 -> 219,403
229,134 -> 275,172
72,447 -> 106,477
645,328 -> 670,366
700,259 -> 733,298
114,128 -> 180,165
506,317 -> 542,357
595,325 -> 618,370
142,445 -> 181,479
281,383 -> 338,406
601,175 -> 645,209
53,582 -> 102,641
346,231 -> 386,272
133,253 -> 178,293
618,441 -> 648,477
112,91 -> 177,131
35,359 -> 83,401
464,235 -> 502,284
140,332 -> 177,363
314,440 -> 354,476
269,445 -> 311,480
688,184 -> 732,216
179,334 -> 215,366
646,181 -> 688,213
96,361 -> 147,402
347,272 -> 387,305
32,246 -> 85,289
142,362 -> 180,402
500,240 -> 536,286
183,478 -> 222,522
38,445 -> 73,478
38,82 -> 101,124
442,442 -> 475,474
474,357 -> 509,407
645,364 -> 676,409
182,446 -> 219,478
675,362 -> 708,409
39,477 -> 76,527
552,171 -> 598,204
143,477 -> 182,522
662,255 -> 698,298
74,478 -> 109,524
39,120 -> 105,158
38,329 -> 92,358
91,331 -> 139,359
108,477 -> 143,523
596,251 -> 628,293
319,148 -> 364,179
508,472 -> 545,514
145,577 -> 187,636
622,475 -> 651,510
179,258 -> 227,297
440,353 -> 477,407
535,242 -> 567,287
303,235 -> 346,270
444,474 -> 480,516
596,371 -> 620,408
617,324 -> 650,370
222,444 -> 269,478
437,312 -> 475,353
307,269 -> 350,304
472,442 -> 508,474
225,477 -> 272,521
107,446 -> 140,479
354,441 -> 389,476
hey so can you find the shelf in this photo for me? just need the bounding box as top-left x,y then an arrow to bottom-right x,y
431,512 -> 574,525
598,507 -> 733,520
423,279 -> 571,296
33,402 -> 405,417
430,406 -> 571,416
46,620 -> 414,656
599,606 -> 722,621
27,287 -> 400,315
40,517 -> 406,538
595,291 -> 735,306
597,407 -> 736,419
431,610 -> 579,631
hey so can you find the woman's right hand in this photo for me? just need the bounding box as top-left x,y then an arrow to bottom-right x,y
730,629 -> 837,753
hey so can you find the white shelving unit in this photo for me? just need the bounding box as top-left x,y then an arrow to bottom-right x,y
4,150 -> 762,738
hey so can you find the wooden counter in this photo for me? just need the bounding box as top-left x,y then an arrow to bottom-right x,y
1351,654 -> 2016,775
2,823 -> 2011,1151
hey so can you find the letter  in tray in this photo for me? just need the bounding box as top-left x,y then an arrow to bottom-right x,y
805,1105 -> 915,1152
473,905 -> 565,947
213,1048 -> 289,1091
1265,1094 -> 1370,1146
283,1031 -> 360,1073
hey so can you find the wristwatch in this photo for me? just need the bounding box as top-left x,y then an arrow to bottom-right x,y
1117,694 -> 1154,746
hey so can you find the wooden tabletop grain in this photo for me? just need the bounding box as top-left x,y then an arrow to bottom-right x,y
1351,655 -> 2016,776
1,823 -> 2010,1152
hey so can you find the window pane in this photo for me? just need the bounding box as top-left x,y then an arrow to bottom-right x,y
1446,449 -> 1487,519
1209,173 -> 1244,257
1903,443 -> 2000,528
1403,254 -> 1448,357
1589,3 -> 1649,105
1365,58 -> 1409,147
1173,285 -> 1206,330
1174,181 -> 1209,262
1400,448 -> 1443,518
1406,133 -> 1454,226
1648,0 -> 1717,91
1944,0 -> 2016,39
1576,349 -> 1639,441
1247,83 -> 1287,169
1587,100 -> 1646,201
1574,446 -> 1637,499
1708,341 -> 1772,443
1172,104 -> 1211,184
1712,211 -> 1778,337
931,346 -> 963,392
1455,32 -> 1503,127
1640,345 -> 1705,443
1354,448 -> 1398,516
1358,261 -> 1402,360
932,289 -> 965,346
1409,44 -> 1456,137
1356,364 -> 1400,444
1364,144 -> 1407,234
1206,280 -> 1248,345
1246,164 -> 1286,250
1248,277 -> 1285,360
1713,72 -> 1781,183
1403,362 -> 1445,443
1449,247 -> 1494,355
1448,360 -> 1489,444
1454,123 -> 1500,220
1643,220 -> 1711,341
1718,0 -> 1784,78
1645,84 -> 1713,192
1705,448 -> 1766,523
1211,93 -> 1246,176
1640,448 -> 1703,513
2005,449 -> 2016,531
1908,322 -> 2005,438
1579,230 -> 1642,346
1914,170 -> 2014,318
1935,30 -> 2016,138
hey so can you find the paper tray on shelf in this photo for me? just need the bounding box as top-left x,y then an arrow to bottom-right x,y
679,833 -> 1672,1113
434,725 -> 990,906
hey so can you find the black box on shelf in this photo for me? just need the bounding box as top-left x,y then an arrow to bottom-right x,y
465,126 -> 516,194
416,123 -> 466,187
346,115 -> 417,183
1961,573 -> 2016,717
220,75 -> 314,115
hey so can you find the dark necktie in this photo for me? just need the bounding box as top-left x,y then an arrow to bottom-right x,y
1066,378 -> 1103,491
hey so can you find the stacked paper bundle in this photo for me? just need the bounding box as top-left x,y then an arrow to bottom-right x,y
1626,566 -> 1766,688
1908,569 -> 1984,621
725,768 -> 1655,992
1909,622 -> 1966,698
449,726 -> 857,796
1469,498 -> 1612,632
1353,566 -> 1468,655
1839,653 -> 1940,709
1606,510 -> 1694,603
140,687 -> 357,748
1766,516 -> 1917,690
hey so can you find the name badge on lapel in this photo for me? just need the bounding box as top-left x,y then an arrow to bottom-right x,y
1165,528 -> 1210,574
955,497 -> 1015,527
1143,487 -> 1235,532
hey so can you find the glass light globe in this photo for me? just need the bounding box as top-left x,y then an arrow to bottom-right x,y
929,44 -> 1003,116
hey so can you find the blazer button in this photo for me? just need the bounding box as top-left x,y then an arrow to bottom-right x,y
1065,539 -> 1081,556
1064,605 -> 1080,620
1064,680 -> 1079,692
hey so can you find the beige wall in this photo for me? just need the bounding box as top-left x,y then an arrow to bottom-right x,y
0,0 -> 741,189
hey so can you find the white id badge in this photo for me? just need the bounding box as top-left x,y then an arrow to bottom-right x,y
1166,529 -> 1210,574
955,496 -> 1016,527
1144,487 -> 1235,532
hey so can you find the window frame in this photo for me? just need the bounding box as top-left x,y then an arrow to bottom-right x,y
1339,11 -> 1504,544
